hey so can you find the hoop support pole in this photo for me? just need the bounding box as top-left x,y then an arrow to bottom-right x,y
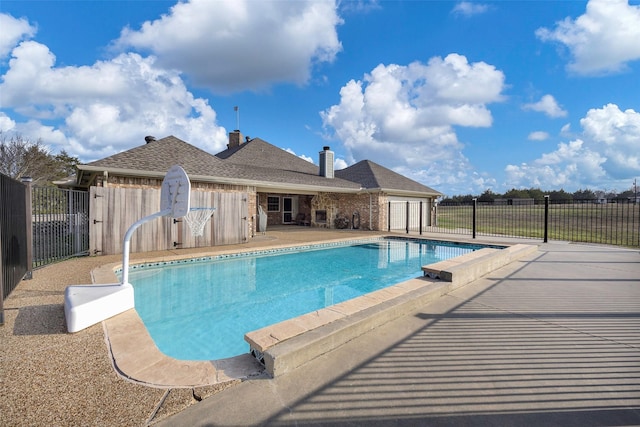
121,208 -> 171,285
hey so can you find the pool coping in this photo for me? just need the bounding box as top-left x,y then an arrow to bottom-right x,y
95,237 -> 538,386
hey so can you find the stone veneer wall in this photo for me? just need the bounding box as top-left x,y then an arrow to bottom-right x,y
311,192 -> 388,231
246,192 -> 258,237
310,193 -> 338,228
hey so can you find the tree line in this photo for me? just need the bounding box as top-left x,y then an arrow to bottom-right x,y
0,132 -> 79,186
442,187 -> 638,204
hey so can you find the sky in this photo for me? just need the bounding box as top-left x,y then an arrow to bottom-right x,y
1,0 -> 640,197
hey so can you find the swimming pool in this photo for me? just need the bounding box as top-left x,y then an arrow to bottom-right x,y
125,237 -> 485,361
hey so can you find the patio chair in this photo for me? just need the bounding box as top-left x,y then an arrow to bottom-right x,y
295,213 -> 310,226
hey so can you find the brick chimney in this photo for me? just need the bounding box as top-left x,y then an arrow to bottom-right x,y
228,130 -> 243,149
319,146 -> 334,178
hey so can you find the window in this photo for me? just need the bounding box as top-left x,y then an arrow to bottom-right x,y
267,196 -> 280,212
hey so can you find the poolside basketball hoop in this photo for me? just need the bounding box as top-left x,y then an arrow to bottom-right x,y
65,165 -> 192,333
184,207 -> 216,236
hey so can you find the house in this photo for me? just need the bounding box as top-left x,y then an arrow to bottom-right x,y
73,132 -> 441,255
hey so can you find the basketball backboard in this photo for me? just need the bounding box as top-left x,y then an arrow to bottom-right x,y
160,165 -> 191,218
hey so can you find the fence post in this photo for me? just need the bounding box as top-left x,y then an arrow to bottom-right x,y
434,201 -> 438,227
21,177 -> 33,279
406,201 -> 410,234
0,240 -> 3,325
419,201 -> 423,235
544,195 -> 549,243
472,198 -> 477,239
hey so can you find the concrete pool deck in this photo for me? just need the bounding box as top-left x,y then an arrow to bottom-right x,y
2,228 -> 639,425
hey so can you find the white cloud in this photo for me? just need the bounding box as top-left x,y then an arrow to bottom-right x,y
452,2 -> 489,17
536,0 -> 640,75
505,104 -> 640,190
18,120 -> 68,150
528,131 -> 549,141
523,94 -> 568,118
334,157 -> 348,170
321,53 -> 506,192
116,0 -> 343,93
0,13 -> 36,59
580,103 -> 640,177
0,2 -> 342,164
0,113 -> 16,132
0,39 -> 228,161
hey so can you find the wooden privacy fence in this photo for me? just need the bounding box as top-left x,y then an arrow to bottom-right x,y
90,186 -> 248,255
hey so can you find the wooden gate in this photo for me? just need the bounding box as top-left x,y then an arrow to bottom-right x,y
90,187 -> 248,255
181,190 -> 248,247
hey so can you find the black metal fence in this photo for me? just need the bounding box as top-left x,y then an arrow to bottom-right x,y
32,187 -> 90,268
424,197 -> 639,247
1,174 -> 31,325
387,201 -> 432,234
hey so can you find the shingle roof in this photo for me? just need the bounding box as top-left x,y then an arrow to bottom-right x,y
336,160 -> 442,195
232,164 -> 361,189
216,138 -> 319,174
85,135 -> 229,177
78,135 -> 440,196
78,136 -> 360,190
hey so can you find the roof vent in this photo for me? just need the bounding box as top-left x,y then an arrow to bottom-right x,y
145,135 -> 156,144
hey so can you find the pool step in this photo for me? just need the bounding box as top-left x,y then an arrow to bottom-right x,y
245,277 -> 450,378
422,243 -> 539,285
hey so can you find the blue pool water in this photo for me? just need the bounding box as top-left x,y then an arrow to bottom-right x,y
126,238 -> 484,360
